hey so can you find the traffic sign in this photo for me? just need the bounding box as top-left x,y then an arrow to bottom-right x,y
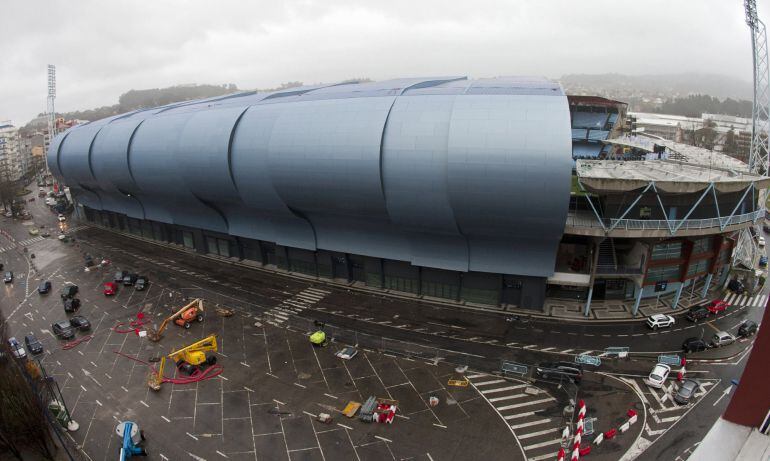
500,360 -> 528,376
657,354 -> 681,365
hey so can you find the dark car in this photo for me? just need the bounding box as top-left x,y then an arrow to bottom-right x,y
728,279 -> 745,294
51,321 -> 75,340
686,306 -> 710,323
3,271 -> 13,283
760,255 -> 768,268
24,334 -> 44,355
69,316 -> 91,331
63,298 -> 81,313
38,280 -> 52,294
60,283 -> 78,299
114,270 -> 128,282
738,320 -> 759,337
682,337 -> 708,353
135,276 -> 148,291
673,379 -> 701,405
84,254 -> 94,267
122,273 -> 138,286
535,361 -> 583,383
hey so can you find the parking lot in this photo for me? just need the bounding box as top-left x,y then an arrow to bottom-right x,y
2,233 -> 528,461
0,215 -> 753,461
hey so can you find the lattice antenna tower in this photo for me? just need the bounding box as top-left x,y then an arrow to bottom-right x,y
47,65 -> 56,138
746,0 -> 770,175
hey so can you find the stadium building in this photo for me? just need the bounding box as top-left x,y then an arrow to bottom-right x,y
48,76 -> 770,314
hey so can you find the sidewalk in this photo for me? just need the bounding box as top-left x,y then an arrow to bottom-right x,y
72,221 -> 728,324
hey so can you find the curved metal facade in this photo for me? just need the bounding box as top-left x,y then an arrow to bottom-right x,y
48,76 -> 572,277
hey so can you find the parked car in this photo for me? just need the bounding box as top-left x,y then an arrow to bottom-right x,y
759,236 -> 766,247
57,214 -> 66,222
69,316 -> 91,331
760,255 -> 768,268
63,298 -> 81,313
686,306 -> 710,322
682,337 -> 708,353
114,270 -> 128,283
3,271 -> 13,283
647,314 -> 675,330
705,300 -> 728,316
51,321 -> 75,340
738,320 -> 759,337
60,283 -> 78,299
335,346 -> 358,360
103,282 -> 117,296
122,273 -> 138,286
7,337 -> 26,359
710,331 -> 736,348
28,227 -> 39,236
728,279 -> 746,294
24,334 -> 43,355
38,280 -> 52,294
646,363 -> 671,388
135,276 -> 148,291
535,361 -> 584,383
673,378 -> 701,405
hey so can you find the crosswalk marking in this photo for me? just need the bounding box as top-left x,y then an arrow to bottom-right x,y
517,427 -> 560,440
262,287 -> 330,326
480,384 -> 528,395
510,418 -> 552,430
496,397 -> 555,411
488,393 -> 527,403
522,438 -> 562,451
473,379 -> 506,387
503,412 -> 534,420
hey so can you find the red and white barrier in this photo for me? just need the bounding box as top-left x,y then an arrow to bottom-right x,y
569,400 -> 587,461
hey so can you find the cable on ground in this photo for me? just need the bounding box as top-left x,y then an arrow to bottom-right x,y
62,335 -> 93,350
112,350 -> 224,384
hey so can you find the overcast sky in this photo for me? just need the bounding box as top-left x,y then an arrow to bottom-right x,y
1,0 -> 768,125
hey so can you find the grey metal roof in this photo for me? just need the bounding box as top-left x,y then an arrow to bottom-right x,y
49,76 -> 572,278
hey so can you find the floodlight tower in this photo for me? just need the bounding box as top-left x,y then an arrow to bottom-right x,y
46,64 -> 56,178
745,0 -> 770,175
733,1 -> 770,269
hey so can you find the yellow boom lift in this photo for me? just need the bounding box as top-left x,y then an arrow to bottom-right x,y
147,298 -> 205,341
149,334 -> 218,390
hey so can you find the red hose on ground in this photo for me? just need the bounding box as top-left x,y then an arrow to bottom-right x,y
62,335 -> 93,350
112,350 -> 223,384
112,311 -> 149,334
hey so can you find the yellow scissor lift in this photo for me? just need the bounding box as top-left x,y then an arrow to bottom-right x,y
148,334 -> 218,390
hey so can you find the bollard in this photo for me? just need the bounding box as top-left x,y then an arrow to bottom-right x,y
604,428 -> 617,439
627,409 -> 637,418
579,445 -> 591,456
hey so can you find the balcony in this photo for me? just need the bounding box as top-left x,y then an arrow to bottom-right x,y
565,209 -> 763,237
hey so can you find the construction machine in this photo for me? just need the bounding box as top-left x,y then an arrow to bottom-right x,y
148,334 -> 218,390
147,298 -> 204,341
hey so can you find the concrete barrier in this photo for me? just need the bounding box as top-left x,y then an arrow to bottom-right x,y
629,414 -> 638,425
619,421 -> 630,433
593,433 -> 604,445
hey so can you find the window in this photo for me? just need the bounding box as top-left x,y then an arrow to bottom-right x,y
207,236 -> 231,257
691,237 -> 712,255
645,265 -> 681,283
384,275 -> 419,294
651,242 -> 682,260
686,259 -> 710,277
182,231 -> 194,249
421,280 -> 459,300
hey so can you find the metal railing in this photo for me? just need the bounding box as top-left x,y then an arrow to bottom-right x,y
566,209 -> 763,232
594,264 -> 644,275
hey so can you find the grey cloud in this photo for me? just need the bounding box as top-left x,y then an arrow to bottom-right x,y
0,0 -> 764,125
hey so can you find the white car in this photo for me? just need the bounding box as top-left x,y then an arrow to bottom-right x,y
646,363 -> 671,388
647,314 -> 675,330
759,236 -> 766,247
8,337 -> 26,359
3,211 -> 11,217
335,346 -> 358,360
58,214 -> 66,222
710,331 -> 736,347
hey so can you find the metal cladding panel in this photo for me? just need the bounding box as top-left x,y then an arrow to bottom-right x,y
381,95 -> 469,271
130,114 -> 227,231
90,117 -> 154,219
46,131 -> 68,181
57,122 -> 112,209
447,94 -> 572,276
230,104 -> 317,250
268,97 -> 393,217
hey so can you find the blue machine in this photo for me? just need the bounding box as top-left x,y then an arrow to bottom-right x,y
116,421 -> 146,460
